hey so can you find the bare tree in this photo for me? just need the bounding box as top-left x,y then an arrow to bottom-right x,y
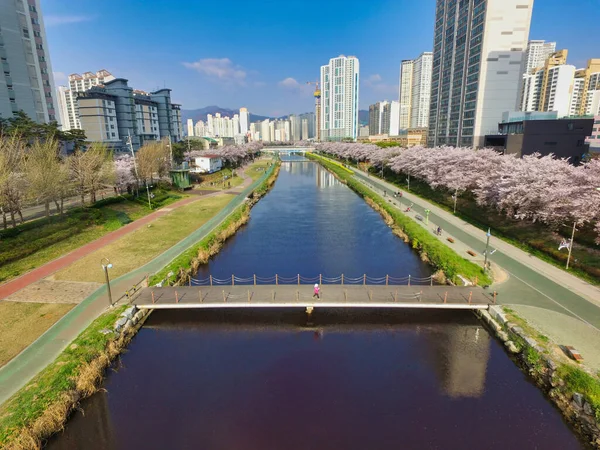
0,133 -> 27,227
136,140 -> 171,185
68,143 -> 114,205
24,138 -> 64,217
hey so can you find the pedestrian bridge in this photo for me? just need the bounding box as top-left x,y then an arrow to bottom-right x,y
132,274 -> 495,310
262,147 -> 313,155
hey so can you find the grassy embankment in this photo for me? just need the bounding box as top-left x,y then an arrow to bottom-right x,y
150,161 -> 280,286
0,189 -> 183,283
350,161 -> 600,285
194,167 -> 243,190
53,195 -> 234,283
0,305 -> 130,449
307,153 -> 491,286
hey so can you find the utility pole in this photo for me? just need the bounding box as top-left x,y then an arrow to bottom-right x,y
168,134 -> 173,167
483,228 -> 491,272
566,220 -> 577,270
128,131 -> 140,196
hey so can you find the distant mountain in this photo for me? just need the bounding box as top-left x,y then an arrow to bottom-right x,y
359,110 -> 369,125
181,106 -> 272,124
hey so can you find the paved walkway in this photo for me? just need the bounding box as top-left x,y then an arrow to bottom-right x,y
0,162 -> 271,405
348,165 -> 600,369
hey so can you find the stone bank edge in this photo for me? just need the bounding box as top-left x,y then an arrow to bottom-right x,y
478,307 -> 600,448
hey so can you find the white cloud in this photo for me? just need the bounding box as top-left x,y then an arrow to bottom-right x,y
363,74 -> 398,95
45,15 -> 93,27
278,77 -> 313,96
53,71 -> 67,84
183,58 -> 247,85
278,77 -> 301,89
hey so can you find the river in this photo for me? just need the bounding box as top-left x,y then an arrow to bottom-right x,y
48,157 -> 586,449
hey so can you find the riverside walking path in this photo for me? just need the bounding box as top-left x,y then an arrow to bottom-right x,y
343,162 -> 600,369
0,162 -> 270,405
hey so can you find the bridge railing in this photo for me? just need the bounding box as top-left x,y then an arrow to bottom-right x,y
189,274 -> 435,287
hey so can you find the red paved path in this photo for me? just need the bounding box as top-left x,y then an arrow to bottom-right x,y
0,177 -> 251,301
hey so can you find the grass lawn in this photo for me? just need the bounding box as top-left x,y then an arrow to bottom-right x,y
0,302 -> 74,367
54,194 -> 234,283
0,192 -> 183,284
194,168 -> 244,190
248,159 -> 272,181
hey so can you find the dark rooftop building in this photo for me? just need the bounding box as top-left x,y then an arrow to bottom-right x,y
484,117 -> 594,165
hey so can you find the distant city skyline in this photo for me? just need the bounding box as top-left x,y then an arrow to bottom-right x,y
41,0 -> 599,117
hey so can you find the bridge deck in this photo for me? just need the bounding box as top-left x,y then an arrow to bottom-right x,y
132,285 -> 494,310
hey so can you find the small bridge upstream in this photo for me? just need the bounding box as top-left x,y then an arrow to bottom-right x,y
132,274 -> 496,311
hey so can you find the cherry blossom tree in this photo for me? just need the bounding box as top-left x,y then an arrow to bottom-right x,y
315,142 -> 600,244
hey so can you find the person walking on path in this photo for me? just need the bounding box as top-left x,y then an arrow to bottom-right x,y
313,283 -> 320,299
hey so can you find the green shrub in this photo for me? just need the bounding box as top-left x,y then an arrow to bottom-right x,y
557,365 -> 600,420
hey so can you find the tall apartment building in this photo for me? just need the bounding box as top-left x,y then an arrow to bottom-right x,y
57,70 -> 115,130
574,59 -> 600,116
388,100 -> 400,136
320,55 -> 360,141
399,60 -> 413,129
399,52 -> 433,130
428,0 -> 533,147
134,90 -> 160,144
523,40 -> 556,75
0,0 -> 57,122
300,112 -> 316,139
289,114 -> 302,141
369,101 -> 400,136
74,78 -> 181,150
239,107 -> 249,134
368,101 -> 388,135
77,90 -> 120,144
520,50 -> 575,117
187,118 -> 194,137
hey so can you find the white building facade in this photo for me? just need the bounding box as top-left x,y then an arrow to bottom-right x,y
399,53 -> 433,130
428,0 -> 533,147
57,69 -> 115,130
524,40 -> 556,75
320,55 -> 360,141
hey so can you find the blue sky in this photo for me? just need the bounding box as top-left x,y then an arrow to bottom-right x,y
42,0 -> 599,117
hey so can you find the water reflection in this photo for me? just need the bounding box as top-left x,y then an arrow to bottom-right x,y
422,323 -> 490,398
48,310 -> 584,450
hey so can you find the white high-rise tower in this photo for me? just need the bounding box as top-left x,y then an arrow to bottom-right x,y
239,107 -> 249,135
320,55 -> 360,141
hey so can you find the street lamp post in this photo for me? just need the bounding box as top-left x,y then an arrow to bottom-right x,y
565,187 -> 600,270
407,174 -> 410,191
146,184 -> 152,209
483,228 -> 491,272
565,220 -> 577,270
425,209 -> 430,225
101,258 -> 113,307
453,188 -> 458,214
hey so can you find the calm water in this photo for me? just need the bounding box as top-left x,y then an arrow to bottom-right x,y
48,158 -> 585,449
